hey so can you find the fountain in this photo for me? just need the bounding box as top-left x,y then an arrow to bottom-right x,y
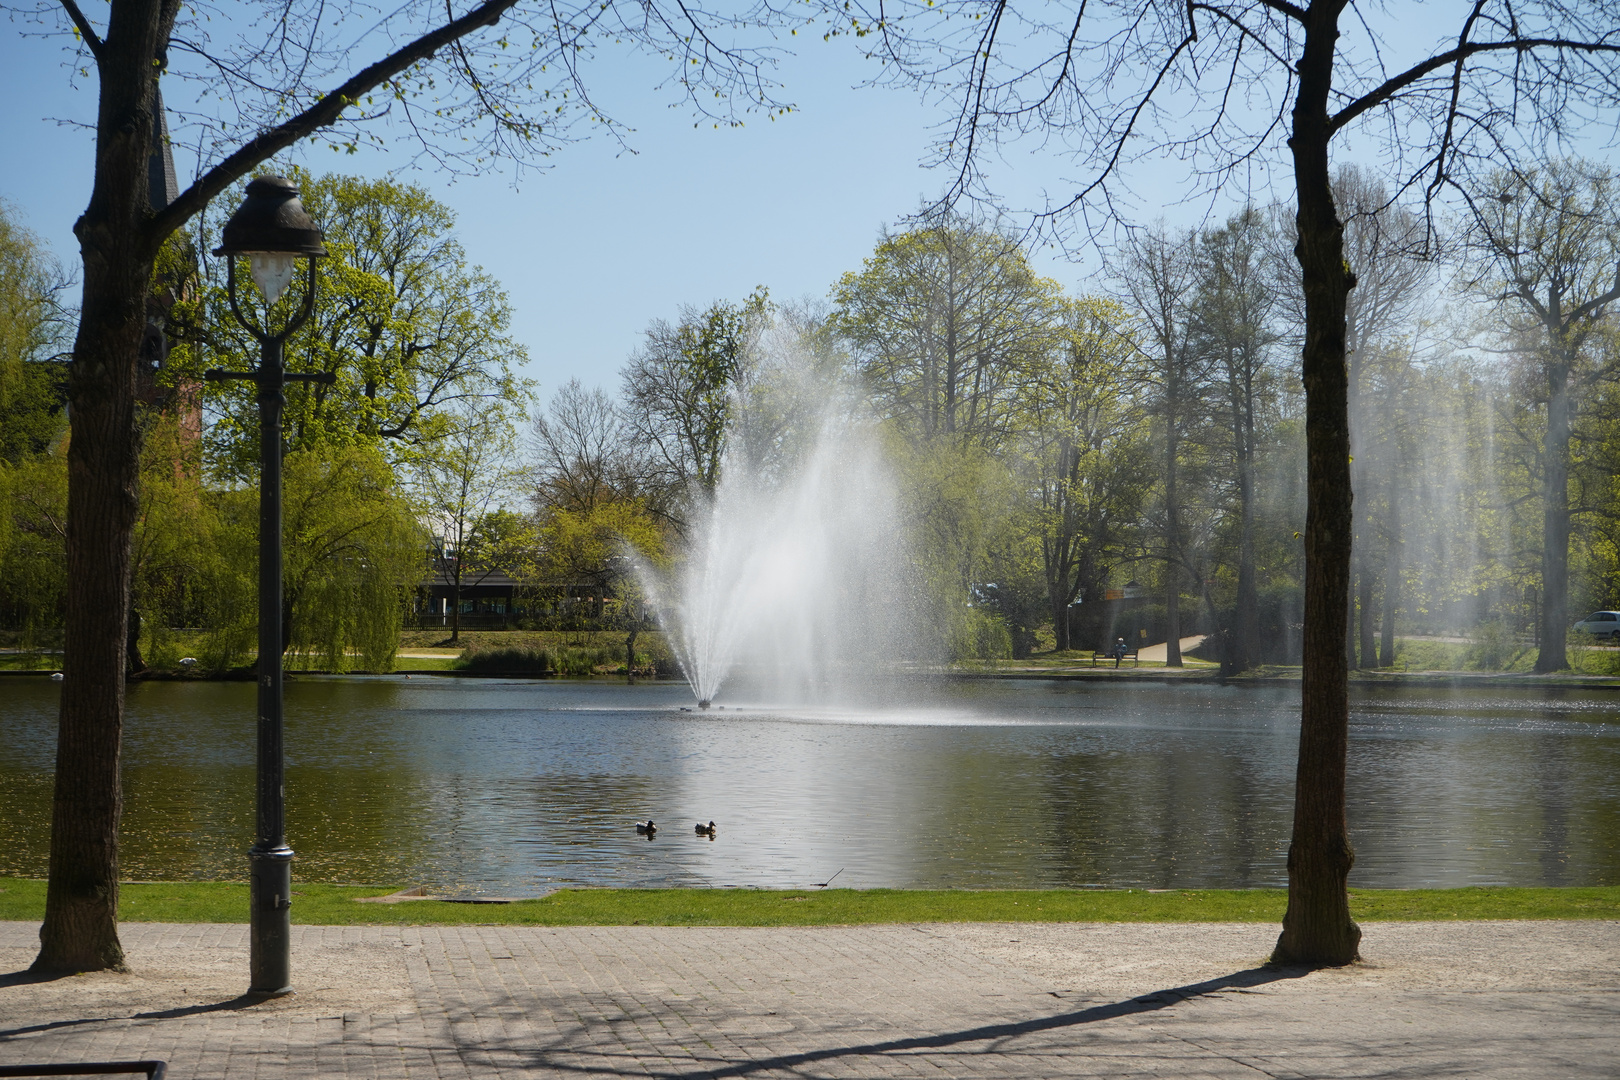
646,345 -> 919,707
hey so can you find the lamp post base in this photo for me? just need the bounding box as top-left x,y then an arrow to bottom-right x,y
248,844 -> 295,995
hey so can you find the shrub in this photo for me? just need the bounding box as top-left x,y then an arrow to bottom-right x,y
457,645 -> 553,674
1464,619 -> 1528,671
455,644 -> 617,675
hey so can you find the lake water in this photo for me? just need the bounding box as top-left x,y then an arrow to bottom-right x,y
1,676 -> 1616,894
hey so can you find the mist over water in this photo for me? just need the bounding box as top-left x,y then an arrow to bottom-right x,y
647,340 -> 920,707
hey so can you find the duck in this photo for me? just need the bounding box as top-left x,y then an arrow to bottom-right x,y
695,821 -> 717,837
635,820 -> 657,835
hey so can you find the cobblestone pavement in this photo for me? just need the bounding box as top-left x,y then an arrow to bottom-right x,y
2,920 -> 1616,1078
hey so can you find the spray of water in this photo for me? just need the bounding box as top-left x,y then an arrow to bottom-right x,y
644,346 -> 917,707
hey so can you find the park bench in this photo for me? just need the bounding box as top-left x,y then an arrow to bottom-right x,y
0,1064 -> 166,1080
1089,645 -> 1139,667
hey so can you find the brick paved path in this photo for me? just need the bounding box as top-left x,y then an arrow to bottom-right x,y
2,920 -> 1616,1078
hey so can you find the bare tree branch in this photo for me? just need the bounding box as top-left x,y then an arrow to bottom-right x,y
150,1 -> 515,246
56,0 -> 103,59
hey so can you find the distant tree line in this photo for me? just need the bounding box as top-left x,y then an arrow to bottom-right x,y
4,157 -> 1619,675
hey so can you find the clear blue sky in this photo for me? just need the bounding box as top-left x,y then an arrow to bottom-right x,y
0,7 -> 1566,400
0,14 -> 1211,400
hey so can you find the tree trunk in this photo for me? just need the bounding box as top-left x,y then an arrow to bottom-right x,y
1357,563 -> 1376,668
1232,400 -> 1258,671
36,287 -> 142,971
1536,361 -> 1572,672
281,593 -> 295,657
125,598 -> 146,677
450,566 -> 462,644
35,0 -> 181,974
1378,493 -> 1400,668
1048,530 -> 1075,652
1272,0 -> 1361,968
1164,378 -> 1183,667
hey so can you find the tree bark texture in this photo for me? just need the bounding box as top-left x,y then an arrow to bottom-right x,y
125,598 -> 145,677
1356,565 -> 1376,669
1232,382 -> 1259,672
35,0 -> 182,974
1536,361 -> 1572,672
1273,0 -> 1361,968
1046,442 -> 1079,653
1163,371 -> 1183,668
451,562 -> 463,643
1344,331 -> 1363,671
1379,467 -> 1400,668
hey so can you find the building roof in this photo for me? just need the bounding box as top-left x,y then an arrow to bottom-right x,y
149,85 -> 178,211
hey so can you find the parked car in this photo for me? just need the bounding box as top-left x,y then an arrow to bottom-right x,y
1572,611 -> 1620,639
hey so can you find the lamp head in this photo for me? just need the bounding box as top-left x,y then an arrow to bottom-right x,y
213,176 -> 326,303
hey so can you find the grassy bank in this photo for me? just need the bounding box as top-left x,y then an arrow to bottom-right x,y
1,880 -> 1615,925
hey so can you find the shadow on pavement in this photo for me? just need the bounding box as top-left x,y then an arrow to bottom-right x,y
514,963 -> 1311,1078
0,973 -> 281,1042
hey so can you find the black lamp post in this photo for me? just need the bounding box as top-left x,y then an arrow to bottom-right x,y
205,176 -> 329,996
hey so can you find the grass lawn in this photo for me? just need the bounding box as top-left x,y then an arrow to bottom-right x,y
0,652 -> 62,671
389,656 -> 461,671
1,880 -> 1615,925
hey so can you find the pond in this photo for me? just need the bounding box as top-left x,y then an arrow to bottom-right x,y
1,676 -> 1616,894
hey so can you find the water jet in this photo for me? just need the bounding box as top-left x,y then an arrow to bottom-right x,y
647,344 -> 917,707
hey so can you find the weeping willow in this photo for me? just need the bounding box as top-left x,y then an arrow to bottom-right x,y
0,451 -> 68,645
281,445 -> 425,673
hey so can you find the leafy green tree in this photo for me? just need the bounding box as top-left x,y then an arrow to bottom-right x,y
1469,159 -> 1620,672
415,399 -> 527,642
833,219 -> 1060,655
832,0 -> 1620,967
832,218 -> 1059,450
0,360 -> 70,468
531,499 -> 666,627
0,450 -> 69,643
126,414 -> 208,673
1019,296 -> 1152,651
280,445 -> 426,672
22,0 -> 809,972
621,288 -> 772,503
886,432 -> 1022,660
0,203 -> 72,422
0,203 -> 73,643
1117,225 -> 1202,667
174,170 -> 527,476
1187,210 -> 1284,672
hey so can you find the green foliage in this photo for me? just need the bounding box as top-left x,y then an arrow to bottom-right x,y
282,445 -> 426,672
177,169 -> 528,477
832,215 -> 1060,448
0,202 -> 70,419
0,359 -> 68,466
454,643 -> 617,675
948,605 -> 1013,661
1463,619 -> 1531,671
0,449 -> 68,640
527,497 -> 667,631
1017,295 -> 1155,645
885,435 -> 1021,659
621,287 -> 772,498
0,203 -> 74,640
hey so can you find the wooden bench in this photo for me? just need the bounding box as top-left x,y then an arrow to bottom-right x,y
1089,646 -> 1139,667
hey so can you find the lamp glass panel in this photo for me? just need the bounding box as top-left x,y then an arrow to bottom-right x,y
248,252 -> 298,304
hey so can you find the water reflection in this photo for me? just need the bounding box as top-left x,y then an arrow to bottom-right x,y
0,677 -> 1615,892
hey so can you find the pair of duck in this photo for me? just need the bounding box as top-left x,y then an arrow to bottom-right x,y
634,820 -> 717,837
